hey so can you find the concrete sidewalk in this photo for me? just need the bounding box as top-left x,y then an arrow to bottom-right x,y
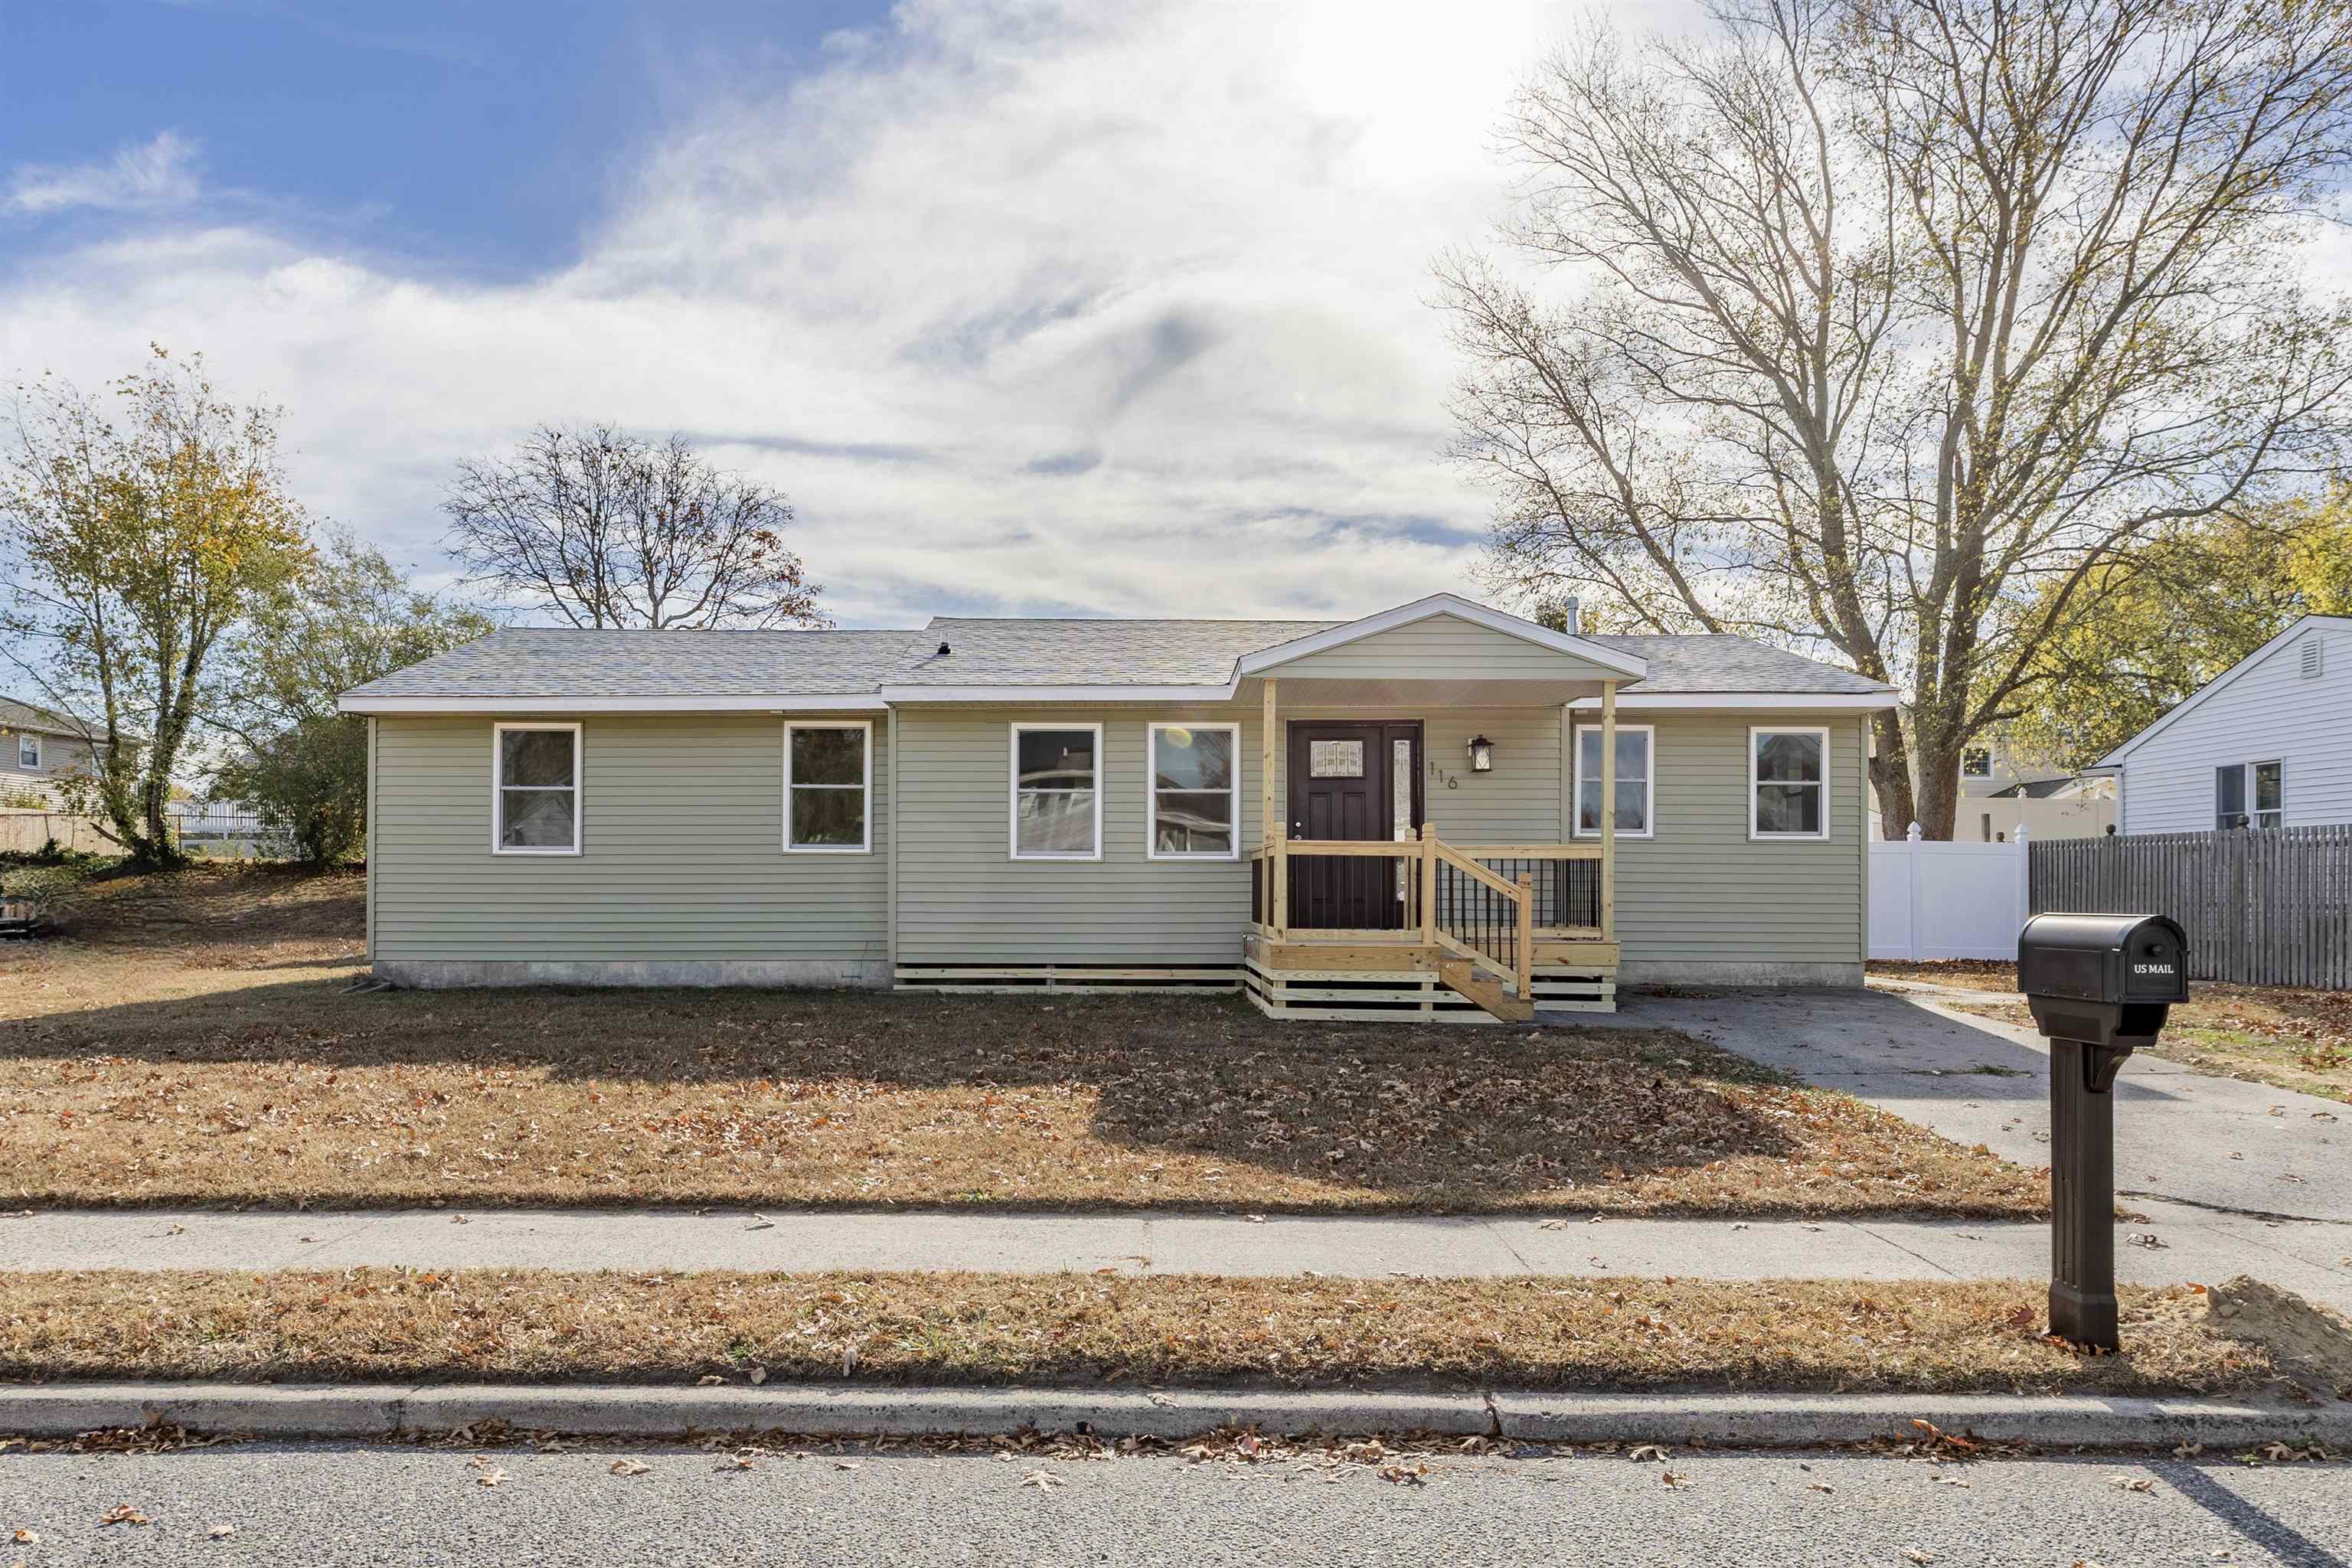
6,1200 -> 2347,1306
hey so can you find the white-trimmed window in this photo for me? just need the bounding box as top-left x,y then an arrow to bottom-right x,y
1572,724 -> 1653,838
492,723 -> 581,854
784,720 -> 871,853
15,733 -> 38,770
2216,760 -> 2284,830
1010,723 -> 1101,860
1749,727 -> 1828,840
1147,722 -> 1238,859
1961,745 -> 1992,778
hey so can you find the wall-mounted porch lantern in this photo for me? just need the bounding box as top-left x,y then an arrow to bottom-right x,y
1466,734 -> 1494,773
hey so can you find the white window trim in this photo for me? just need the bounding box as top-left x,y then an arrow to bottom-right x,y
1145,721 -> 1241,861
2251,758 -> 2285,830
1009,720 -> 1103,862
490,721 -> 583,857
1570,723 -> 1655,839
15,734 -> 38,769
782,719 -> 874,854
1748,725 -> 1831,841
1961,744 -> 1993,778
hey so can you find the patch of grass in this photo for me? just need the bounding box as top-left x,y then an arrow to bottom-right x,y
1868,960 -> 2017,992
0,868 -> 2041,1216
1910,963 -> 2352,1105
0,1269 -> 2280,1396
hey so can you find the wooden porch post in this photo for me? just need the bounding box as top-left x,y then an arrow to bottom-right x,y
1419,821 -> 1438,946
1263,677 -> 1285,937
1599,678 -> 1617,939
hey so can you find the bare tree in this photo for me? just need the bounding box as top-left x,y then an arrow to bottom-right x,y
1439,0 -> 2352,835
443,425 -> 826,629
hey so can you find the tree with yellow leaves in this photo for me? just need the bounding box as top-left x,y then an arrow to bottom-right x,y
2,347 -> 312,867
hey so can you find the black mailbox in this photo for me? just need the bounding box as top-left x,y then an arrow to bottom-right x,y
2018,912 -> 2187,1052
2016,911 -> 2188,1352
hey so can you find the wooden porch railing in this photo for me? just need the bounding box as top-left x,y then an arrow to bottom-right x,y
1248,826 -> 1610,1002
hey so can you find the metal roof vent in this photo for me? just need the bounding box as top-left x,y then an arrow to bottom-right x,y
2301,638 -> 2324,679
936,642 -> 952,658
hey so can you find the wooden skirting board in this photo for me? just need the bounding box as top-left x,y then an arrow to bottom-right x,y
1244,958 -> 1615,1022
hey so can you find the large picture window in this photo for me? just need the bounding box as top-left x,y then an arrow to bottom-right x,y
1010,724 -> 1101,859
1750,727 -> 1828,841
1573,724 -> 1653,838
1148,723 -> 1237,859
492,723 -> 580,854
785,721 -> 871,852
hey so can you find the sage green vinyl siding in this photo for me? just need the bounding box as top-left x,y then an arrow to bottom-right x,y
893,707 -> 1263,963
1600,711 -> 1867,967
1259,614 -> 1622,681
371,714 -> 888,963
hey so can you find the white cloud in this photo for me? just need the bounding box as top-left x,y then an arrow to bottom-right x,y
0,1 -> 1688,625
8,130 -> 201,215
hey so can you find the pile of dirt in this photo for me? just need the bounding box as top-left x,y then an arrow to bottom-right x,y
2203,1276 -> 2352,1397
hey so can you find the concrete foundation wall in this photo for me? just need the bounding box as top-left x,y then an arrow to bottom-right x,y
1618,959 -> 1865,989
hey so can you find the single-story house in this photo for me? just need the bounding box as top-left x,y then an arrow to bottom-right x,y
2090,614 -> 2350,835
0,696 -> 106,808
338,593 -> 1896,1021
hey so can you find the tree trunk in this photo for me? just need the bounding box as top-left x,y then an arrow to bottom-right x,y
1867,711 -> 1916,840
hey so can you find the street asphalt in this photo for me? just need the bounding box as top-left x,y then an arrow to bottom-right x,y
0,1441 -> 2346,1566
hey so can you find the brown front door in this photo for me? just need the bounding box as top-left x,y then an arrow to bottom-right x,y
1286,720 -> 1422,930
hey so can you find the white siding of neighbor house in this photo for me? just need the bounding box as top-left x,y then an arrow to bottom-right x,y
370,714 -> 890,966
2117,620 -> 2352,835
0,731 -> 97,807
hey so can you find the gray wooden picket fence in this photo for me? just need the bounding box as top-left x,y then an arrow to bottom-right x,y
2030,825 -> 2352,989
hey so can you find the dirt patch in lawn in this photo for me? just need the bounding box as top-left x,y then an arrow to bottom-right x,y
0,868 -> 2040,1217
0,1269 -> 2281,1396
1893,962 -> 2352,1105
1868,960 -> 2018,992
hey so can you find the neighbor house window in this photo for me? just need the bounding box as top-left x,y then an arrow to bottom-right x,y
1750,727 -> 1828,840
492,723 -> 581,854
1011,724 -> 1101,859
1147,723 -> 1237,859
2218,761 -> 2283,830
1962,745 -> 1992,778
784,721 -> 871,852
1573,724 -> 1654,837
15,734 -> 37,769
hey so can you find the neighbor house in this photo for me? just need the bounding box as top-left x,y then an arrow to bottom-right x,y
2091,614 -> 2352,835
338,594 -> 1896,1021
1871,729 -> 2115,841
0,696 -> 103,808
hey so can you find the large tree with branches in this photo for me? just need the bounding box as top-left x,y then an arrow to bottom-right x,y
443,424 -> 826,630
1440,0 -> 2352,835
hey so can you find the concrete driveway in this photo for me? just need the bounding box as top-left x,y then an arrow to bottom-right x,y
1595,985 -> 2352,1304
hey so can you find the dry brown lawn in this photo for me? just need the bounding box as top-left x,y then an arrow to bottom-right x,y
0,1268 -> 2294,1396
1870,961 -> 2352,1105
0,867 -> 2041,1216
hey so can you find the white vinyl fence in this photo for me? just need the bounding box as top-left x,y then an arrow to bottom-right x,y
1870,825 -> 2030,961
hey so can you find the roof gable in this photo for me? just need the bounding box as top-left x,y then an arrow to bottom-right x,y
2096,614 -> 2352,766
1236,594 -> 1647,681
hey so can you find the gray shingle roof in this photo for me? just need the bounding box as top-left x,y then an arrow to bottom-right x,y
1586,635 -> 1889,695
341,616 -> 1891,701
0,695 -> 96,737
341,628 -> 927,699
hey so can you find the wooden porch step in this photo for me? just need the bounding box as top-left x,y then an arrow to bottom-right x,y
1437,957 -> 1535,1023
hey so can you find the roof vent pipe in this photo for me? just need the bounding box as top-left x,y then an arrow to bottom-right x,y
936,642 -> 951,657
1560,596 -> 1579,636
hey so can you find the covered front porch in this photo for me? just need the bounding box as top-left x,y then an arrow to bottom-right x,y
1238,670 -> 1626,1023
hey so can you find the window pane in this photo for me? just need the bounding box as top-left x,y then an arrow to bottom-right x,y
501,729 -> 574,787
16,738 -> 35,768
1018,730 -> 1094,791
1308,740 -> 1362,778
499,787 -> 575,848
1155,789 -> 1232,854
2255,762 -> 2282,814
1756,783 -> 1820,835
1577,779 -> 1602,833
1017,789 -> 1096,854
1577,730 -> 1648,831
792,728 -> 864,787
1152,727 -> 1232,791
2216,766 -> 2245,828
1754,732 -> 1821,783
1962,746 -> 1991,776
791,786 -> 865,846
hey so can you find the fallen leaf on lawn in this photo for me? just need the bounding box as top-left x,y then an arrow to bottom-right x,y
206,1524 -> 236,1539
608,1459 -> 652,1477
1379,1460 -> 1430,1485
1628,1444 -> 1669,1462
100,1504 -> 150,1526
1021,1468 -> 1063,1491
697,1375 -> 724,1387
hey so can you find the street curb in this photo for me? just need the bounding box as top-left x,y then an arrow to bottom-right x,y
4,1383 -> 2347,1449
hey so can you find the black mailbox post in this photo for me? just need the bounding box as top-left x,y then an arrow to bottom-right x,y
2017,913 -> 2188,1350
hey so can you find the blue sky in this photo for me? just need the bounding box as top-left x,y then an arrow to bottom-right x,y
0,0 -> 887,278
0,0 -> 1612,627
